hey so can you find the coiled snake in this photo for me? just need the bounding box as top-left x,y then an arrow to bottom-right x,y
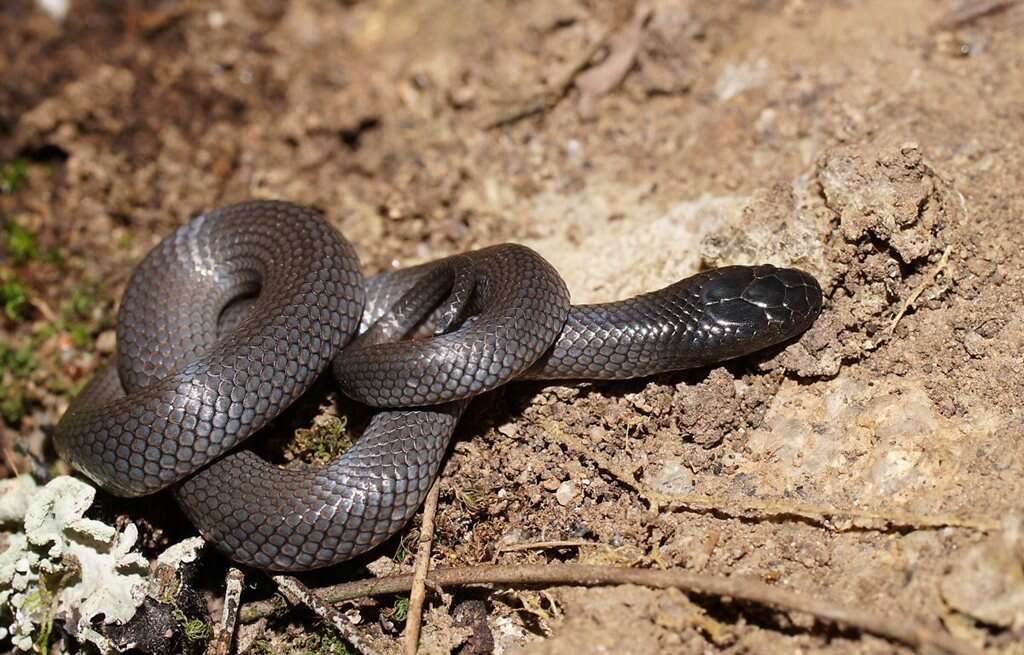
55,200 -> 822,571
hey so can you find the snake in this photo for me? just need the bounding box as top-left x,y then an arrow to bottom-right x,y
54,200 -> 823,571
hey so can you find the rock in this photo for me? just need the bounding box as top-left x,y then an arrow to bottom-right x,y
555,481 -> 577,507
646,460 -> 695,496
941,516 -> 1024,629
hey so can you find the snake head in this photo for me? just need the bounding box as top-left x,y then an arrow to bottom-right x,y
700,264 -> 823,347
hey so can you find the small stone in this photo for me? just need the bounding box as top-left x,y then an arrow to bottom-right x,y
96,330 -> 116,354
540,478 -> 560,492
555,481 -> 577,507
496,423 -> 518,437
448,86 -> 476,109
647,460 -> 695,496
963,332 -> 987,358
365,555 -> 401,577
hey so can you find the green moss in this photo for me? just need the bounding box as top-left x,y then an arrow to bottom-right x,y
0,388 -> 27,424
285,415 -> 352,467
18,573 -> 60,655
173,609 -> 210,645
455,485 -> 493,513
0,343 -> 35,425
5,221 -> 39,264
0,159 -> 28,194
301,632 -> 351,655
56,285 -> 106,348
60,286 -> 98,322
392,530 -> 417,564
183,618 -> 210,643
392,596 -> 410,622
0,343 -> 36,378
0,283 -> 107,424
67,323 -> 92,349
0,274 -> 30,322
0,223 -> 42,326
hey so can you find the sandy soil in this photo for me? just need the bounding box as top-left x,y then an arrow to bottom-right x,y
2,0 -> 1024,653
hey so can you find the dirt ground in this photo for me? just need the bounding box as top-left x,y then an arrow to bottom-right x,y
2,0 -> 1024,653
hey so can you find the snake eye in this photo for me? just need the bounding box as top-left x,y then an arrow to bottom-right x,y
741,274 -> 787,309
700,266 -> 753,304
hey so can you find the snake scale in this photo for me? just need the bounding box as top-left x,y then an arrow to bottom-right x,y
54,200 -> 823,571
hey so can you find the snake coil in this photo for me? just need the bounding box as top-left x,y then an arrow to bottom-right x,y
55,200 -> 823,571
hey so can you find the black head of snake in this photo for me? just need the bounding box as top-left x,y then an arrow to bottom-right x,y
54,200 -> 823,571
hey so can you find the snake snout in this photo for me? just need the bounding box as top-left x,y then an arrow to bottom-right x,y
751,266 -> 824,328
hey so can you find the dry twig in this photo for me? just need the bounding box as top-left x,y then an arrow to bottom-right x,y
403,479 -> 442,655
887,245 -> 953,336
498,540 -> 597,553
658,492 -> 999,532
483,0 -> 638,129
242,563 -> 978,655
29,296 -> 58,324
271,575 -> 375,655
2,444 -> 21,477
125,0 -> 197,36
483,30 -> 614,129
932,0 -> 1020,30
207,568 -> 244,655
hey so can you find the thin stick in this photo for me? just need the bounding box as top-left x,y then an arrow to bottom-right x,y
29,296 -> 59,323
887,245 -> 953,336
483,0 -> 637,129
932,0 -> 1020,30
243,564 -> 977,655
483,28 -> 613,129
498,540 -> 596,553
207,568 -> 244,655
656,492 -> 999,532
271,575 -> 375,655
2,444 -> 21,478
404,479 -> 442,655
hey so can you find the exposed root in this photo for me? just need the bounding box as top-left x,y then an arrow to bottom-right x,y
498,540 -> 597,553
243,563 -> 979,655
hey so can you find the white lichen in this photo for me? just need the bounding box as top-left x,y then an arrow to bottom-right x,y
0,476 -> 37,525
0,531 -> 40,650
0,475 -> 203,653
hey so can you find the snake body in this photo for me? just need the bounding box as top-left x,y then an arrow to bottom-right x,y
55,200 -> 823,571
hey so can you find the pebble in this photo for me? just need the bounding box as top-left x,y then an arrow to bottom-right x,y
647,460 -> 695,495
540,478 -> 560,492
555,481 -> 577,506
95,330 -> 116,354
